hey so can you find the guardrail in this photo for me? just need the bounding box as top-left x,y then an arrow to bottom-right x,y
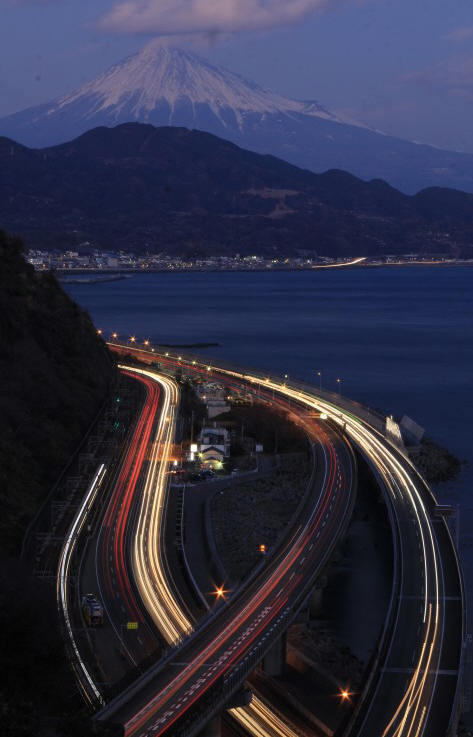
107,342 -> 388,437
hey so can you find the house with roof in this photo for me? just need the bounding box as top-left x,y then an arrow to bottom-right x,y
197,424 -> 231,468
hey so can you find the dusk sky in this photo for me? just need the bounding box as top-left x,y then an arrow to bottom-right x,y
1,0 -> 473,152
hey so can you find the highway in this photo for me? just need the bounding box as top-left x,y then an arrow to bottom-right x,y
103,343 -> 464,737
76,366 -> 190,692
94,360 -> 355,736
57,462 -> 108,707
119,366 -> 347,737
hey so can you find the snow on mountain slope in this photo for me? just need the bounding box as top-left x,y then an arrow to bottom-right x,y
42,40 -> 343,128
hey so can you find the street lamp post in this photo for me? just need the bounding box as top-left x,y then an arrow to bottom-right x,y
336,377 -> 342,396
317,370 -> 322,391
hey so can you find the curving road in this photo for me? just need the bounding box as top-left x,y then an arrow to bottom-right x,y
95,365 -> 355,737
102,344 -> 463,737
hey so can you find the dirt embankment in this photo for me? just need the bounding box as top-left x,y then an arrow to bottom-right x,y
210,454 -> 311,582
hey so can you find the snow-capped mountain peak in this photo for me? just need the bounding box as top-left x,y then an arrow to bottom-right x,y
49,40 -> 341,129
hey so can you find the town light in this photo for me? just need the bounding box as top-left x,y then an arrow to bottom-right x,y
111,332 -> 118,339
130,336 -> 136,343
259,544 -> 266,555
214,585 -> 227,600
97,329 -> 102,335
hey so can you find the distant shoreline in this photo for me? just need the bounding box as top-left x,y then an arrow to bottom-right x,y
54,260 -> 473,277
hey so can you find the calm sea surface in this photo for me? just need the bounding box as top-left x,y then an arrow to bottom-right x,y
64,266 -> 473,637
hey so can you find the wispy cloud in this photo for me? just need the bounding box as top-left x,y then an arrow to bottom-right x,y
97,0 -> 342,36
444,26 -> 473,43
402,55 -> 473,101
6,0 -> 62,5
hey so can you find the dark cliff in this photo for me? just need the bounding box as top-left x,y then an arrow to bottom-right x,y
0,230 -> 114,554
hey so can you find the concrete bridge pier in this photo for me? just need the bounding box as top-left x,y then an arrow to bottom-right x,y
309,573 -> 329,620
228,688 -> 252,708
199,715 -> 221,737
261,631 -> 287,677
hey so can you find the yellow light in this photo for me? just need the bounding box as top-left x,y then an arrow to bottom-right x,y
192,360 -> 196,365
214,585 -> 227,600
112,332 -> 118,339
320,413 -> 328,420
97,329 -> 102,335
259,544 -> 266,554
178,356 -> 182,361
144,340 -> 149,346
130,336 -> 136,343
207,366 -> 211,372
165,352 -> 169,357
339,688 -> 353,703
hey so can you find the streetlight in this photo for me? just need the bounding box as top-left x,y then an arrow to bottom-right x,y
129,336 -> 136,343
111,332 -> 118,340
97,329 -> 102,336
336,377 -> 342,396
284,374 -> 288,385
316,370 -> 322,390
338,687 -> 353,703
213,585 -> 228,600
143,339 -> 150,347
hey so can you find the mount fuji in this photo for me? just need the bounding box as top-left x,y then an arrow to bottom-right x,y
2,40 -> 473,194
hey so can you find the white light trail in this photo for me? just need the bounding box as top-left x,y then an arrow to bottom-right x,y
57,463 -> 107,707
118,365 -> 192,642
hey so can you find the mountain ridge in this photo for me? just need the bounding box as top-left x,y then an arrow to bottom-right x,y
2,122 -> 473,258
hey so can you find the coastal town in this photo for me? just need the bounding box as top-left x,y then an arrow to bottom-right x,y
26,248 -> 468,275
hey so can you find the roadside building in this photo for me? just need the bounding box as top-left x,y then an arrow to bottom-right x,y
197,424 -> 230,469
197,382 -> 230,418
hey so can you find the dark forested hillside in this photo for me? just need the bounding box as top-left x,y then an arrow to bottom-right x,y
0,230 -> 114,554
2,124 -> 473,258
